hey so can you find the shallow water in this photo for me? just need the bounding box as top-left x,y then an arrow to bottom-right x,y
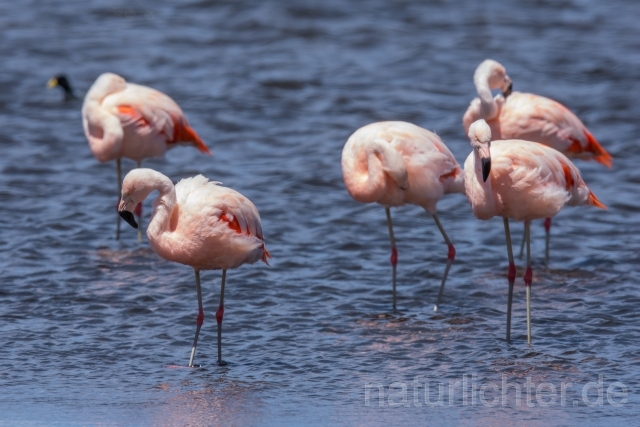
1,0 -> 639,425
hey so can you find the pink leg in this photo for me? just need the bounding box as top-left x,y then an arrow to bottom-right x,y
217,270 -> 227,365
432,213 -> 456,312
385,208 -> 398,310
503,218 -> 516,343
543,217 -> 551,265
135,161 -> 143,242
524,220 -> 533,345
116,158 -> 122,240
188,270 -> 204,367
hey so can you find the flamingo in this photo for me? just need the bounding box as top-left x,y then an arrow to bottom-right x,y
463,59 -> 612,263
83,73 -> 211,242
464,119 -> 606,344
341,121 -> 464,311
118,168 -> 271,366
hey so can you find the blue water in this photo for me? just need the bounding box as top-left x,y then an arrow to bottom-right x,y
1,0 -> 639,426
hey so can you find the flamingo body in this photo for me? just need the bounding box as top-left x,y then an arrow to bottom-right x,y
119,169 -> 269,270
463,138 -> 601,222
342,121 -> 464,212
151,175 -> 269,271
463,60 -> 611,167
83,73 -> 210,163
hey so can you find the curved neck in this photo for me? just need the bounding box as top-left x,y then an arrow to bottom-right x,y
470,150 -> 498,219
82,103 -> 124,162
344,138 -> 406,203
146,174 -> 178,239
474,75 -> 500,121
86,74 -> 126,104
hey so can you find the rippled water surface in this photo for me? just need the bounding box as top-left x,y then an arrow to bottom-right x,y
1,0 -> 640,425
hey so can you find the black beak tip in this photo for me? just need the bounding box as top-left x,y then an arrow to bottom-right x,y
119,210 -> 138,229
481,158 -> 491,182
503,82 -> 513,98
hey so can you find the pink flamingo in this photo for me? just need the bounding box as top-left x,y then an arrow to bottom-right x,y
342,121 -> 464,311
83,73 -> 211,242
464,119 -> 606,344
463,59 -> 612,262
118,168 -> 270,366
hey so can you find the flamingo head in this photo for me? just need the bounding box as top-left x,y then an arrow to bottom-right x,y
118,169 -> 158,229
468,119 -> 492,182
118,194 -> 138,228
476,59 -> 512,98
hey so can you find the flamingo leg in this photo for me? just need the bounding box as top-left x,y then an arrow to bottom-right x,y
524,220 -> 533,345
188,270 -> 204,367
116,158 -> 122,240
517,226 -> 525,259
431,213 -> 456,312
518,219 -> 552,264
135,160 -> 143,243
503,218 -> 516,343
216,270 -> 227,365
543,217 -> 551,266
385,208 -> 398,310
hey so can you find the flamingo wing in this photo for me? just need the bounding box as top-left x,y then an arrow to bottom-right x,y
103,84 -> 210,154
492,140 -> 605,215
544,145 -> 607,209
430,134 -> 463,178
501,93 -> 611,167
177,176 -> 270,263
212,187 -> 271,264
216,191 -> 264,240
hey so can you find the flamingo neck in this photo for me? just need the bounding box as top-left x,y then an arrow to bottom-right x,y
470,150 -> 499,219
344,139 -> 406,204
474,75 -> 500,121
82,103 -> 124,162
85,73 -> 127,104
147,175 -> 178,240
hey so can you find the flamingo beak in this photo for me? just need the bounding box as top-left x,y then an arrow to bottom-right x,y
47,77 -> 58,89
118,198 -> 138,228
481,157 -> 491,182
119,210 -> 138,229
502,76 -> 513,98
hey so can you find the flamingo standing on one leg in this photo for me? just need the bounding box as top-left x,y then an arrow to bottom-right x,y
463,59 -> 612,263
118,168 -> 270,366
464,119 -> 606,344
83,73 -> 211,242
342,121 -> 464,311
